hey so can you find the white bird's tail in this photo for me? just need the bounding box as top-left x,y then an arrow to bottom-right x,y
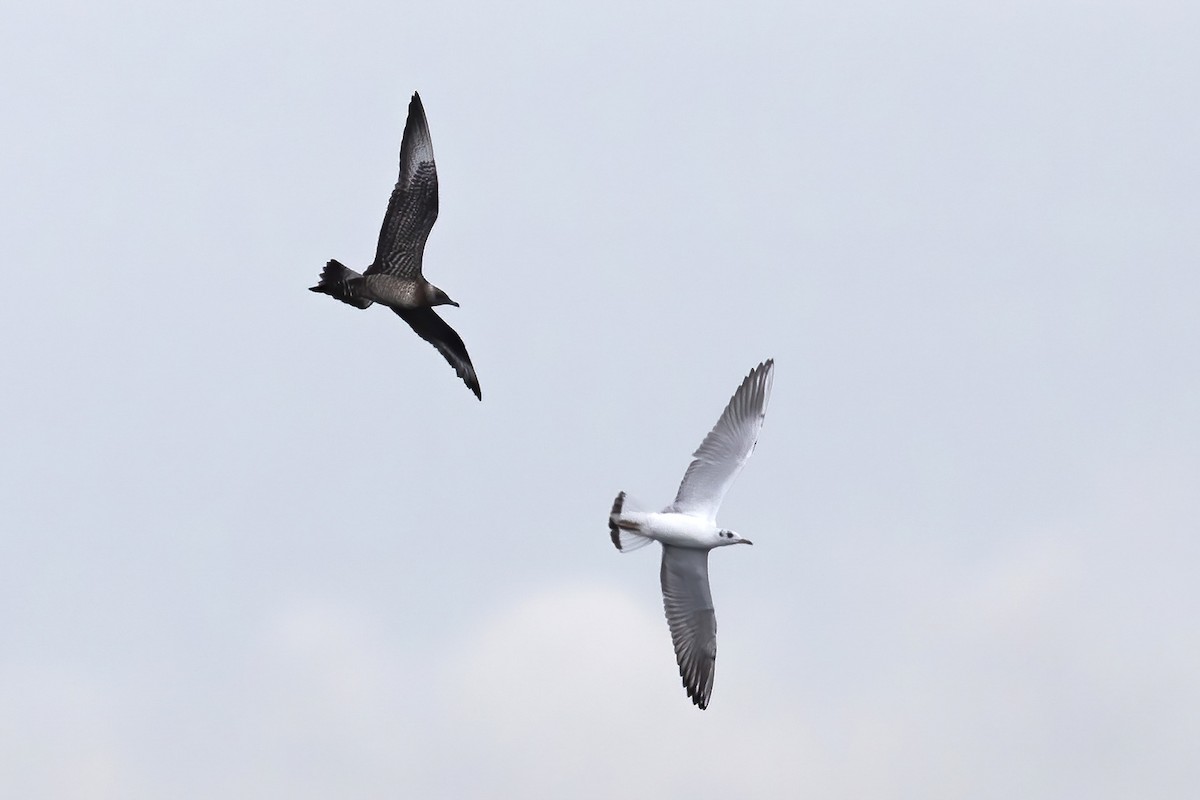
608,491 -> 655,552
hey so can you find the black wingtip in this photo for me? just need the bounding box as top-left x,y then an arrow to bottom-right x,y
463,368 -> 482,401
454,371 -> 482,401
407,91 -> 426,118
750,358 -> 774,379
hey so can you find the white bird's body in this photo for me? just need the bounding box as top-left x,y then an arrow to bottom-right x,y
611,509 -> 721,549
608,359 -> 774,709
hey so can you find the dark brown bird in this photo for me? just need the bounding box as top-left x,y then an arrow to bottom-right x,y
310,92 -> 481,400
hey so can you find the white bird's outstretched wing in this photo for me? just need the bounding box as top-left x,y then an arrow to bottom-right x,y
660,545 -> 717,710
670,359 -> 774,522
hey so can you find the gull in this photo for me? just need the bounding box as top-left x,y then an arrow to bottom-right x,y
309,91 -> 481,400
608,359 -> 774,709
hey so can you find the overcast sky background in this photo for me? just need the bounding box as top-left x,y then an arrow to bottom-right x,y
2,0 -> 1199,797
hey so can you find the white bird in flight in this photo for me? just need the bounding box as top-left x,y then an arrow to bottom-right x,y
608,359 -> 774,709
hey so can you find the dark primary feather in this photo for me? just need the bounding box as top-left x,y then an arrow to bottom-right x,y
660,546 -> 717,710
392,307 -> 481,400
367,92 -> 439,279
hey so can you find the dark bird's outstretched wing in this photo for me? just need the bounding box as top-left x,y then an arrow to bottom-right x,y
367,92 -> 439,279
660,545 -> 717,710
392,307 -> 481,400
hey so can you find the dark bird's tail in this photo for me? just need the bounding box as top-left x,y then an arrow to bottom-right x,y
309,260 -> 373,309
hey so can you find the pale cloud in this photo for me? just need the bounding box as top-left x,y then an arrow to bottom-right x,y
5,551 -> 1197,800
226,601 -> 429,799
431,583 -> 818,799
0,665 -> 129,800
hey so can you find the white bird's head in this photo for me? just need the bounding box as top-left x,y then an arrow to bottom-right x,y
715,528 -> 753,547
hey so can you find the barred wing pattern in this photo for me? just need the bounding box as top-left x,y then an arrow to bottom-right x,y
367,92 -> 439,279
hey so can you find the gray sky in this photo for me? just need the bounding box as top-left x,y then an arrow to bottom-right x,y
3,0 -> 1198,797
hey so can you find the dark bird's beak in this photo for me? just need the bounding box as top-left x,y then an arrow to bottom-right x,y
740,539 -> 754,546
448,299 -> 460,307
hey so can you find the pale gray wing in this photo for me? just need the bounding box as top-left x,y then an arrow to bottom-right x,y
660,545 -> 717,710
366,92 -> 439,279
671,359 -> 774,522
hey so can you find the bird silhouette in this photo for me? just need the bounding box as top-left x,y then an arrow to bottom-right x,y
310,92 -> 481,400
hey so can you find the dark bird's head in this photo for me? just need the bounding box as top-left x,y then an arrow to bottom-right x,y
716,528 -> 753,547
426,284 -> 459,307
